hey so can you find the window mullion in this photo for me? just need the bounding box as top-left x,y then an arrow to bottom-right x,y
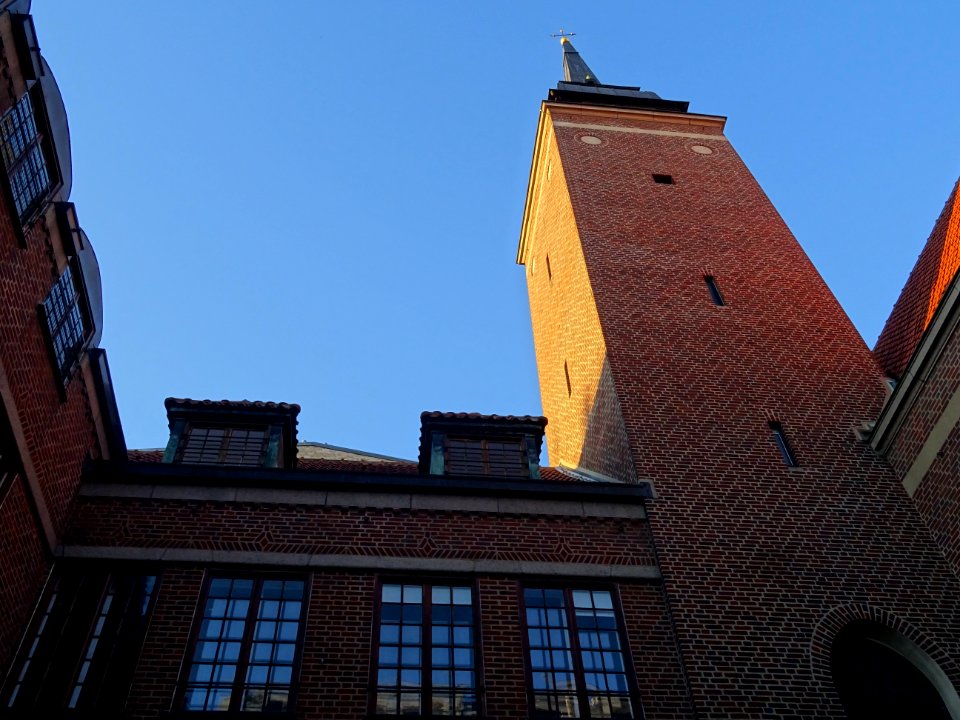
288,576 -> 309,712
564,588 -> 592,719
231,577 -> 260,712
217,429 -> 231,465
480,439 -> 491,475
5,135 -> 41,178
422,586 -> 432,715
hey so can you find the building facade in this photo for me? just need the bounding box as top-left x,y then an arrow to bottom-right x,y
2,5 -> 960,719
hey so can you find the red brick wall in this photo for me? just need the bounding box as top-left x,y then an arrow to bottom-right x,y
885,312 -> 960,578
66,497 -> 657,567
0,211 -> 101,534
875,180 -> 960,379
126,567 -> 204,720
523,120 -> 637,483
523,103 -> 960,715
0,203 -> 102,675
0,475 -> 48,666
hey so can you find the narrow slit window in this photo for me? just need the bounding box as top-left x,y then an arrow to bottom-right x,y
652,174 -> 674,185
564,361 -> 572,397
769,422 -> 797,467
704,275 -> 725,306
546,254 -> 553,281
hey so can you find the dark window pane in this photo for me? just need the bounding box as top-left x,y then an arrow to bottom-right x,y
381,604 -> 402,623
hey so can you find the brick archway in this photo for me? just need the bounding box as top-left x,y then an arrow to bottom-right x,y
810,603 -> 960,713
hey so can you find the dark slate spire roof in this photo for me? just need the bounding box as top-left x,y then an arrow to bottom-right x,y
550,38 -> 689,113
562,37 -> 600,84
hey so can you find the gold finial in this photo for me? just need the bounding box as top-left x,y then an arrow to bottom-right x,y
551,28 -> 576,44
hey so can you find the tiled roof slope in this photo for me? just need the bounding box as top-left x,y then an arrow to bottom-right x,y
164,398 -> 301,413
126,448 -> 417,474
875,179 -> 960,378
126,448 -> 578,480
420,411 -> 547,424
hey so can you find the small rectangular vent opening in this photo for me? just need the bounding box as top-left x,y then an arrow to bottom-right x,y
705,275 -> 726,306
652,173 -> 674,185
769,422 -> 798,467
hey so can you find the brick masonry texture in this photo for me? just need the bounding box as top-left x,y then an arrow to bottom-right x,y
523,104 -> 960,717
0,209 -> 101,536
874,179 -> 960,379
887,310 -> 960,578
0,475 -> 48,665
125,566 -> 204,720
0,204 -> 102,673
524,120 -> 637,485
108,564 -> 689,720
65,497 -> 657,567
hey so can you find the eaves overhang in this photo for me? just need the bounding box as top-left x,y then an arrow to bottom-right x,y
82,459 -> 654,503
548,83 -> 689,113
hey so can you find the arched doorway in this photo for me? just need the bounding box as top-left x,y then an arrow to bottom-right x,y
831,620 -> 959,719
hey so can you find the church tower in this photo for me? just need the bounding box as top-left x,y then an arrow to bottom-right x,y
518,38 -> 960,716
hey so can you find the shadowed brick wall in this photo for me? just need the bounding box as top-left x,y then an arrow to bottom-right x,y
0,206 -> 102,670
883,303 -> 960,579
0,476 -> 48,668
66,497 -> 658,568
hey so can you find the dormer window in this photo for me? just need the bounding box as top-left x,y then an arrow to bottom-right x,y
445,436 -> 530,479
418,412 -> 547,480
163,398 -> 300,469
0,90 -> 50,222
177,426 -> 268,467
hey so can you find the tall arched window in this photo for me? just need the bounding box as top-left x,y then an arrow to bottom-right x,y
831,620 -> 959,720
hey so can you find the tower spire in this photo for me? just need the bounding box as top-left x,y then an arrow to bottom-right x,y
560,37 -> 600,85
547,37 -> 688,113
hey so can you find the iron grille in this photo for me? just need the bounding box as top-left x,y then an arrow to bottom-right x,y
0,92 -> 50,219
43,265 -> 86,379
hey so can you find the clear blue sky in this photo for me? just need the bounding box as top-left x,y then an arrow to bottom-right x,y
31,2 -> 960,460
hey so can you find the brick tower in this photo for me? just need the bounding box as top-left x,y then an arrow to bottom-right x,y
518,38 -> 960,716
